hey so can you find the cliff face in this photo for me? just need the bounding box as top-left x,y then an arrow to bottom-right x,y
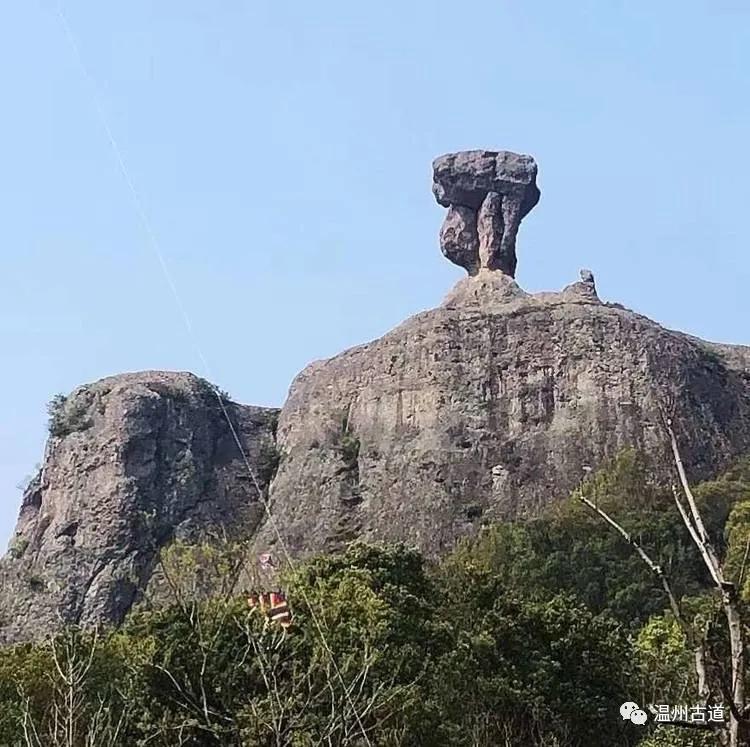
0,372 -> 278,644
4,283 -> 749,644
3,149 -> 750,643
254,272 -> 750,557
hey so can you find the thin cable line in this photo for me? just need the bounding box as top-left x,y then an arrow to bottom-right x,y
55,4 -> 373,744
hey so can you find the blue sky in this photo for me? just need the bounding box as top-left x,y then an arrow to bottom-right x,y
1,1 -> 748,546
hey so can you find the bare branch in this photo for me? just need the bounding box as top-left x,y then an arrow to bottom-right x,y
665,418 -> 726,587
579,493 -> 685,626
663,412 -> 746,747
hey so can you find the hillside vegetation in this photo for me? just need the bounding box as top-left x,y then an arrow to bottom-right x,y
2,451 -> 749,746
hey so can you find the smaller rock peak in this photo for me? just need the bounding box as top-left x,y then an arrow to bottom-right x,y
580,268 -> 596,288
559,268 -> 600,303
432,149 -> 540,278
576,268 -> 598,299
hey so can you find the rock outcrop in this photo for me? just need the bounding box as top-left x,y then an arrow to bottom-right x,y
252,273 -> 750,558
249,152 -> 748,556
0,372 -> 278,643
2,149 -> 749,642
433,150 -> 540,276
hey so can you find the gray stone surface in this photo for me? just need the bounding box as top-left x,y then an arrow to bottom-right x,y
477,192 -> 509,274
560,268 -> 600,302
253,274 -> 750,558
432,149 -> 540,277
0,372 -> 278,644
432,150 -> 540,211
439,205 -> 480,274
3,285 -> 750,643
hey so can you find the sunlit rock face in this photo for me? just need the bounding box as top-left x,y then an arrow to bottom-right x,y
254,270 -> 750,558
252,150 -> 749,558
3,151 -> 750,643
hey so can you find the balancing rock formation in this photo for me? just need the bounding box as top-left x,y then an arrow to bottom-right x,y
2,150 -> 750,643
433,149 -> 540,276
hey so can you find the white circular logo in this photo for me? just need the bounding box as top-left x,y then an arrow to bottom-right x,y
620,702 -> 648,725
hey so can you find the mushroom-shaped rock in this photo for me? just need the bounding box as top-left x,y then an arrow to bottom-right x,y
432,149 -> 540,277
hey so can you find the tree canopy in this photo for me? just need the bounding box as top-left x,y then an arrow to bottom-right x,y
2,451 -> 750,746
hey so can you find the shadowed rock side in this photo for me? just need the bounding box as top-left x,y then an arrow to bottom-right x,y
253,272 -> 750,558
0,372 -> 279,644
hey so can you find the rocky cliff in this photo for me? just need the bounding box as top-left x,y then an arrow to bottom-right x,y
0,372 -> 278,643
2,150 -> 750,642
254,149 -> 750,556
255,271 -> 750,557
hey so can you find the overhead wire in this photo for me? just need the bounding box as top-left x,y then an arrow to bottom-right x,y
54,4 -> 373,744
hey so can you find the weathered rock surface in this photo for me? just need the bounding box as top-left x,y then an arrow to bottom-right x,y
0,372 -> 278,644
3,150 -> 749,644
477,192 -> 512,274
253,272 -> 750,558
432,150 -> 540,211
4,286 -> 750,643
433,149 -> 540,277
439,205 -> 480,273
560,268 -> 600,302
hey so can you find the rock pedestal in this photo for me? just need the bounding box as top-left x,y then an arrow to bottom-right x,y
433,149 -> 540,277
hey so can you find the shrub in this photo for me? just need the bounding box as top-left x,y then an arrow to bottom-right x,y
340,431 -> 360,468
257,439 -> 281,484
47,392 -> 91,437
25,573 -> 46,592
8,536 -> 29,559
338,414 -> 360,470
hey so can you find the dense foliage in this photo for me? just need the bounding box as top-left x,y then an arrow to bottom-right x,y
1,451 -> 749,746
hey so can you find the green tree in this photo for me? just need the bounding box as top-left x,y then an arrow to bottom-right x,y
432,558 -> 638,746
448,451 -> 713,627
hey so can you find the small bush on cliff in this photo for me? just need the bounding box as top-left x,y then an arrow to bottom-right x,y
338,414 -> 360,470
8,536 -> 28,559
256,439 -> 281,484
47,393 -> 91,438
210,383 -> 233,403
339,431 -> 360,469
46,393 -> 67,435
